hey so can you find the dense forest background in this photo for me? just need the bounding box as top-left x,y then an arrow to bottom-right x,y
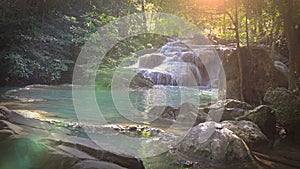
0,0 -> 299,89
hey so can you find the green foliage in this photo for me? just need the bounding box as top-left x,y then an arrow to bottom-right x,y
0,0 -> 137,85
2,0 -> 299,86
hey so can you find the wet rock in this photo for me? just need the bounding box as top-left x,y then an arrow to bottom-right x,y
0,120 -> 23,134
138,53 -> 166,69
237,105 -> 276,140
264,87 -> 300,142
46,134 -> 145,169
128,126 -> 137,132
0,107 -> 52,131
129,72 -> 154,89
0,106 -> 11,120
0,106 -> 145,169
222,47 -> 288,105
0,129 -> 14,141
176,121 -> 252,164
180,52 -> 196,63
220,121 -> 269,148
137,70 -> 176,86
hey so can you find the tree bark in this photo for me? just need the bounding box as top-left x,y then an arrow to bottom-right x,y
245,7 -> 250,48
235,0 -> 244,101
283,0 -> 297,90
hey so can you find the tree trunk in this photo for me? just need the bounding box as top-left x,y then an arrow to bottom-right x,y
140,0 -> 147,32
223,13 -> 226,34
235,0 -> 244,101
245,7 -> 250,48
283,0 -> 297,90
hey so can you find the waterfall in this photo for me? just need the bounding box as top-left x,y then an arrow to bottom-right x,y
131,38 -> 225,87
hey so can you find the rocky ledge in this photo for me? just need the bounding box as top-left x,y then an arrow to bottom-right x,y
0,106 -> 145,169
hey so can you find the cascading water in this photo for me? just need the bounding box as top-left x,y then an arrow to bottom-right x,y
130,38 -> 225,87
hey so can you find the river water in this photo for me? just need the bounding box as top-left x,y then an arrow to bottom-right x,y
0,84 -> 217,126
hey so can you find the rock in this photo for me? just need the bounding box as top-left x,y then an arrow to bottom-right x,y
205,99 -> 253,122
148,105 -> 180,121
71,160 -> 126,169
2,107 -> 52,131
57,145 -> 97,160
224,99 -> 254,110
220,121 -> 269,148
176,121 -> 252,164
205,99 -> 253,112
0,106 -> 145,169
0,120 -> 23,141
128,126 -> 137,132
129,72 -> 154,89
222,47 -> 288,105
178,102 -> 207,126
0,129 -> 14,141
180,52 -> 196,63
138,53 -> 166,69
147,103 -> 207,125
138,70 -> 176,86
0,137 -> 78,169
0,120 -> 23,134
237,105 -> 276,140
46,134 -> 145,169
0,106 -> 11,119
264,87 -> 300,142
274,61 -> 289,78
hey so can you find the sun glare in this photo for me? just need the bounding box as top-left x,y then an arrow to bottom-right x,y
199,0 -> 226,7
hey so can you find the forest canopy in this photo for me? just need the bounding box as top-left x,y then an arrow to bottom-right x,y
0,0 -> 299,87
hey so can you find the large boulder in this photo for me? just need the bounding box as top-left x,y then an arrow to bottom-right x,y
222,47 -> 288,105
220,120 -> 269,148
176,121 -> 253,165
237,105 -> 276,140
264,87 -> 300,143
